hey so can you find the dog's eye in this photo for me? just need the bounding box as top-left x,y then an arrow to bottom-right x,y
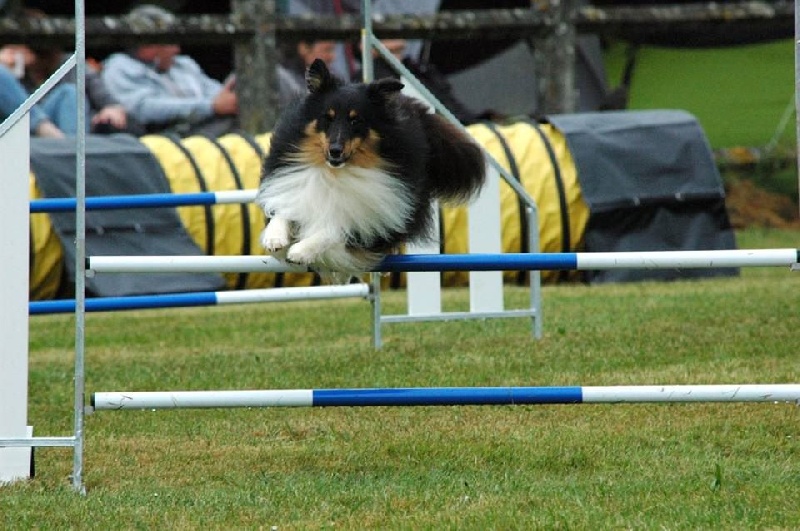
349,116 -> 362,126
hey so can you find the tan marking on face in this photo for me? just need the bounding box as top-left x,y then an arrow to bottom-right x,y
349,129 -> 383,169
291,120 -> 327,165
327,108 -> 336,119
342,138 -> 359,160
348,109 -> 358,120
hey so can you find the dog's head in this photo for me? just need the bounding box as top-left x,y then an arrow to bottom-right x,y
299,59 -> 403,169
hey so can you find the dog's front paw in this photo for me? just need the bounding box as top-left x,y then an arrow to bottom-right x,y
260,230 -> 289,253
286,240 -> 321,265
260,218 -> 290,253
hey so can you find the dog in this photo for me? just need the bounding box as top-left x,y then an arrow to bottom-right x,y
256,59 -> 486,280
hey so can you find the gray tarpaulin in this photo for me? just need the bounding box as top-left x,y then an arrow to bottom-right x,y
31,134 -> 225,297
548,110 -> 738,283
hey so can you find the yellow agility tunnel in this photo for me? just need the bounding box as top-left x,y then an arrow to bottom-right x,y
29,121 -> 589,300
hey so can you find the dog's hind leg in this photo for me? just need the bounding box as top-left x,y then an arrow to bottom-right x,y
260,216 -> 291,253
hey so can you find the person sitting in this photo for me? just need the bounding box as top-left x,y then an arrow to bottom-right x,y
277,38 -> 338,109
101,4 -> 239,138
0,60 -> 63,138
356,38 -> 486,125
17,43 -> 136,135
0,7 -> 136,136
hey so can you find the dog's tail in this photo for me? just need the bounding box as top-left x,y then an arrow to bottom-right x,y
422,114 -> 486,204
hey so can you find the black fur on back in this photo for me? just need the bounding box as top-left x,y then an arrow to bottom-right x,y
261,59 -> 486,250
417,109 -> 486,202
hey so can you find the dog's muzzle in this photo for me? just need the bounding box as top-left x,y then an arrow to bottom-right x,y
326,144 -> 348,168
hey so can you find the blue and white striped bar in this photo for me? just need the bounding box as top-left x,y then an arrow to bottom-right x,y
87,249 -> 800,274
30,190 -> 257,213
30,285 -> 369,315
90,384 -> 800,410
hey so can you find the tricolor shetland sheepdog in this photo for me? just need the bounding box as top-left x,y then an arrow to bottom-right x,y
256,59 -> 486,280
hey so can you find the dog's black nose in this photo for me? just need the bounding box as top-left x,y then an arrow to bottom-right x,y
327,144 -> 347,167
328,146 -> 343,160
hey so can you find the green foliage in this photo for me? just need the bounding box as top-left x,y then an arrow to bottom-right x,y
7,228 -> 800,529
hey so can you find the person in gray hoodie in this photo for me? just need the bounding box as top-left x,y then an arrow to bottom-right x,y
101,4 -> 238,137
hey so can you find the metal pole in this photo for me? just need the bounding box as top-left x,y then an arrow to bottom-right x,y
361,0 -> 373,83
370,273 -> 382,349
795,0 -> 800,213
72,0 -> 87,495
527,207 -> 542,339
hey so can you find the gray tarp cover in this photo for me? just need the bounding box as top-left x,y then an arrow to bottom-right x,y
548,110 -> 738,283
31,134 -> 225,297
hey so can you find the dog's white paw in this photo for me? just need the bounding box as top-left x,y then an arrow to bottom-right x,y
260,218 -> 290,253
286,239 -> 325,265
260,230 -> 289,253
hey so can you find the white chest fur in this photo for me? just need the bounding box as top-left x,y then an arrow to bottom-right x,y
257,164 -> 414,245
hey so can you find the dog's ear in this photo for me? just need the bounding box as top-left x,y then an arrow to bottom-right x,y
306,59 -> 336,94
367,78 -> 404,102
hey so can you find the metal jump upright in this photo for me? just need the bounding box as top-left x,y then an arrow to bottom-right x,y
0,0 -> 87,493
358,0 -> 543,348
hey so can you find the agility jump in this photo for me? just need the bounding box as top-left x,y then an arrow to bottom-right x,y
92,385 -> 800,411
86,248 -> 800,274
86,248 -> 800,413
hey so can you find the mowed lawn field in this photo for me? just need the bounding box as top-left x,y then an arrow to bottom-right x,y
5,227 -> 799,529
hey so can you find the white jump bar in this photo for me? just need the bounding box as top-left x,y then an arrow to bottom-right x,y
87,249 -> 800,274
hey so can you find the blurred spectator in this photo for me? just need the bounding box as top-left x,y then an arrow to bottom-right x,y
20,42 -> 136,135
286,1 -> 484,124
277,39 -> 338,108
101,4 -> 238,137
0,7 -> 136,136
287,0 -> 440,81
0,59 -> 63,138
356,38 -> 485,125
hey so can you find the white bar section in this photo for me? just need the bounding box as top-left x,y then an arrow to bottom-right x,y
215,284 -> 369,304
89,255 -> 309,274
214,189 -> 258,204
0,116 -> 32,483
406,202 -> 442,316
401,77 -> 442,317
93,390 -> 314,410
582,385 -> 800,403
381,309 -> 536,324
0,435 -> 75,448
577,249 -> 799,269
469,163 -> 504,313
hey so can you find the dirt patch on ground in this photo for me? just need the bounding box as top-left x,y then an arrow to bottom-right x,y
725,179 -> 800,229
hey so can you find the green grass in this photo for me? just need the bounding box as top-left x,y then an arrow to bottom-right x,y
6,228 -> 800,529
